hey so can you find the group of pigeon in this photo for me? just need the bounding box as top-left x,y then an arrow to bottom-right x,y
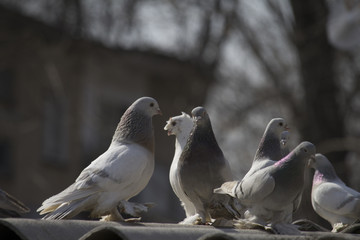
0,97 -> 359,235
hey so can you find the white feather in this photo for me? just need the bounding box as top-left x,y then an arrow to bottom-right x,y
38,142 -> 154,218
164,112 -> 196,218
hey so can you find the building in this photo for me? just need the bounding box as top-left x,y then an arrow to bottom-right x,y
0,5 -> 213,222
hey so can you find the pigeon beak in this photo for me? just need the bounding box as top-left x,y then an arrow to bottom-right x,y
194,116 -> 202,122
307,155 -> 316,168
157,108 -> 162,116
285,124 -> 290,131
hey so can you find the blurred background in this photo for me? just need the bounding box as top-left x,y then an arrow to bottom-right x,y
0,0 -> 360,228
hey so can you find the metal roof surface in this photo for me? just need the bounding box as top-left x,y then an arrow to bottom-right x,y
0,218 -> 359,240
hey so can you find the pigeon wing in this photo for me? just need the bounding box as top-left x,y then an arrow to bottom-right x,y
238,167 -> 275,203
39,143 -> 152,214
313,182 -> 360,217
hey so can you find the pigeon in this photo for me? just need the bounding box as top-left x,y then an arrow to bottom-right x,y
280,131 -> 291,157
243,118 -> 288,179
178,106 -> 242,224
164,112 -> 196,219
37,97 -> 161,221
215,141 -> 316,234
310,153 -> 360,232
0,189 -> 30,217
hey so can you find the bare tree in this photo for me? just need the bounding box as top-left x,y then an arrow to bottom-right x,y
1,0 -> 360,226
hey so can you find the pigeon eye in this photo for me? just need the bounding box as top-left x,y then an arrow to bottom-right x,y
150,103 -> 154,107
171,122 -> 177,126
279,122 -> 283,127
303,148 -> 308,153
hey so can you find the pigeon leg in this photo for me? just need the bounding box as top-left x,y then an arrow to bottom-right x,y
101,207 -> 124,222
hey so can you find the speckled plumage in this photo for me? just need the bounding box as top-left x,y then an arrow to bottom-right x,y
38,97 -> 161,221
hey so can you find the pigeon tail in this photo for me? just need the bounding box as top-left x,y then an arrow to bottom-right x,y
213,181 -> 239,198
42,197 -> 93,220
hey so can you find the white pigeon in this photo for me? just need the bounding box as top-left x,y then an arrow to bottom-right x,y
215,142 -> 316,234
243,118 -> 288,179
164,112 -> 197,220
37,97 -> 161,221
310,153 -> 360,232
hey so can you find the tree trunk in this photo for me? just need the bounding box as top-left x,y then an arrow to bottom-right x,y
290,0 -> 347,227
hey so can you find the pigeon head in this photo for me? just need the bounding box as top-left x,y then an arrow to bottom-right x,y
296,141 -> 316,161
309,153 -> 338,181
191,107 -> 209,126
131,97 -> 162,117
268,118 -> 289,135
112,97 -> 161,151
255,118 -> 289,161
308,153 -> 326,170
164,112 -> 193,136
275,141 -> 316,167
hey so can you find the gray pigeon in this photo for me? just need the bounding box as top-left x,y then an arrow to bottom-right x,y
178,106 -> 241,224
215,141 -> 316,234
243,118 -> 288,179
37,97 -> 161,221
0,189 -> 30,217
310,153 -> 360,232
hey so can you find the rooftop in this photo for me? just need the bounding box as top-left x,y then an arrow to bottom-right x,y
0,218 -> 359,240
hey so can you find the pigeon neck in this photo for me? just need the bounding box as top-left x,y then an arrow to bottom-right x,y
314,164 -> 338,183
274,152 -> 306,188
313,170 -> 324,186
194,123 -> 217,145
254,132 -> 281,161
183,123 -> 223,160
274,151 -> 304,171
176,132 -> 189,150
112,108 -> 154,152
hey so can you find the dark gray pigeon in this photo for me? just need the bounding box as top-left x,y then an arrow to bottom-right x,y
0,189 -> 30,217
310,153 -> 360,232
215,141 -> 316,234
178,106 -> 241,224
243,118 -> 288,179
38,97 -> 161,221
